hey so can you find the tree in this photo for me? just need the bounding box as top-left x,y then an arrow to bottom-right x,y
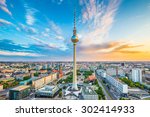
3,82 -> 9,89
120,78 -> 145,89
34,72 -> 39,77
59,91 -> 62,97
47,68 -> 52,71
23,76 -> 30,80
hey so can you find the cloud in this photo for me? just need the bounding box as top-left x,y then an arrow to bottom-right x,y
30,36 -> 58,49
52,0 -> 64,5
0,50 -> 42,57
79,0 -> 121,46
42,28 -> 64,40
0,39 -> 26,52
0,18 -> 13,26
0,0 -> 12,15
112,44 -> 143,54
79,41 -> 144,54
43,20 -> 65,40
49,21 -> 62,35
0,39 -> 43,57
30,36 -> 67,51
113,44 -> 143,51
55,35 -> 64,40
78,41 -> 148,61
26,14 -> 35,25
18,23 -> 37,34
24,4 -> 37,25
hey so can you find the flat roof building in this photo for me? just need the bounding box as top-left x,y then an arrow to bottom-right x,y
97,70 -> 128,94
9,85 -> 31,100
82,87 -> 98,100
35,85 -> 59,98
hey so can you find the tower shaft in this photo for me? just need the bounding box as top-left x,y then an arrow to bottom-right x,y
72,43 -> 78,90
71,7 -> 78,91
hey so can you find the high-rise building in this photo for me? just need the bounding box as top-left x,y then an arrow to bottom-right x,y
63,8 -> 98,100
131,68 -> 142,83
71,8 -> 79,90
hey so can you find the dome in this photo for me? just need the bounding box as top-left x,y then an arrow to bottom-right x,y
71,35 -> 79,43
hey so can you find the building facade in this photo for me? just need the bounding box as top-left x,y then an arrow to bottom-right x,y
97,70 -> 128,94
0,84 -> 3,91
32,73 -> 57,89
131,68 -> 142,83
35,85 -> 59,97
9,85 -> 31,100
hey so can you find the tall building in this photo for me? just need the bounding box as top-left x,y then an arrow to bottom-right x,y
131,68 -> 142,83
63,8 -> 98,100
71,8 -> 79,90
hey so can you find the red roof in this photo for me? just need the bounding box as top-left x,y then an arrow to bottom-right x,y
52,70 -> 59,72
87,75 -> 96,81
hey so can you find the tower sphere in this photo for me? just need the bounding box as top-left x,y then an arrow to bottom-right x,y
71,35 -> 79,43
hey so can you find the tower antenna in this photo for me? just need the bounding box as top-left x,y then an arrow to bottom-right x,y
73,6 -> 77,36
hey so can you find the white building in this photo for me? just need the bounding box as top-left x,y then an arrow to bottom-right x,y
82,87 -> 98,100
107,75 -> 128,94
106,68 -> 125,76
131,68 -> 142,83
35,85 -> 59,97
97,70 -> 128,94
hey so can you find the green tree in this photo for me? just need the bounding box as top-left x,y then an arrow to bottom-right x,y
3,82 -> 9,89
59,91 -> 62,97
34,72 -> 39,77
23,76 -> 30,80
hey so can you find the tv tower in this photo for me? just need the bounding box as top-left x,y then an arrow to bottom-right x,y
71,8 -> 79,90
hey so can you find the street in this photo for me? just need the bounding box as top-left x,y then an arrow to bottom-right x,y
96,74 -> 112,100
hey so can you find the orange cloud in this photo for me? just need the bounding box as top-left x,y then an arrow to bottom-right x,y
77,41 -> 150,61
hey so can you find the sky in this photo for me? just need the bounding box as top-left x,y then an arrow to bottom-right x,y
0,0 -> 150,61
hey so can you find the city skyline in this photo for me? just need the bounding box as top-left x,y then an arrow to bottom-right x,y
0,0 -> 150,61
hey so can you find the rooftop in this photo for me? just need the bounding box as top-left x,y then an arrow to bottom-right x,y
82,86 -> 97,95
11,85 -> 30,91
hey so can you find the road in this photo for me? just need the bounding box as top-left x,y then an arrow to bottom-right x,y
95,73 -> 112,100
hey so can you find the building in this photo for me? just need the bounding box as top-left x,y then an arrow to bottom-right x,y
131,68 -> 142,83
35,85 -> 59,98
97,70 -> 128,94
106,68 -> 125,77
0,84 -> 3,91
82,87 -> 98,100
63,9 -> 99,100
86,74 -> 96,82
63,8 -> 81,100
32,77 -> 45,89
128,88 -> 150,99
107,75 -> 128,94
36,65 -> 42,71
52,64 -> 63,79
32,73 -> 57,89
9,85 -> 31,100
71,9 -> 79,91
42,64 -> 47,70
